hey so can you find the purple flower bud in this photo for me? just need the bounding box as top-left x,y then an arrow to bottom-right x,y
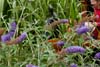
26,64 -> 38,67
56,41 -> 64,46
1,22 -> 17,43
94,52 -> 100,59
70,63 -> 77,67
8,22 -> 17,36
1,34 -> 11,42
10,22 -> 17,31
76,26 -> 89,35
16,32 -> 27,43
8,31 -> 15,37
65,46 -> 85,54
60,19 -> 68,23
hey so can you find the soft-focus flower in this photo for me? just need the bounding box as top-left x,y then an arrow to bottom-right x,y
6,32 -> 27,45
56,41 -> 64,46
59,19 -> 69,23
76,25 -> 89,34
96,15 -> 99,19
70,63 -> 77,67
16,32 -> 27,43
65,46 -> 85,54
1,34 -> 11,42
26,64 -> 38,67
1,22 -> 17,43
10,22 -> 16,30
94,52 -> 100,59
8,22 -> 17,37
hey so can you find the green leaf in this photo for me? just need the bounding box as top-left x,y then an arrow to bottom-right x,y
0,0 -> 4,16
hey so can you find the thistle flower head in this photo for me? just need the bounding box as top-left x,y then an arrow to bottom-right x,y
94,52 -> 100,59
76,25 -> 89,35
65,46 -> 85,54
70,63 -> 77,67
56,41 -> 65,46
26,64 -> 38,67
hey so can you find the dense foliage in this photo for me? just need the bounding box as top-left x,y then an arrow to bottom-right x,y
0,0 -> 100,67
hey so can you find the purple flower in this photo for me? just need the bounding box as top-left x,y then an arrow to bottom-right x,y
10,22 -> 17,30
65,46 -> 85,54
8,31 -> 15,37
56,41 -> 65,46
60,19 -> 69,23
1,34 -> 11,42
76,25 -> 89,34
1,22 -> 17,43
70,63 -> 77,67
94,52 -> 100,59
8,22 -> 17,36
26,64 -> 38,67
16,32 -> 27,43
